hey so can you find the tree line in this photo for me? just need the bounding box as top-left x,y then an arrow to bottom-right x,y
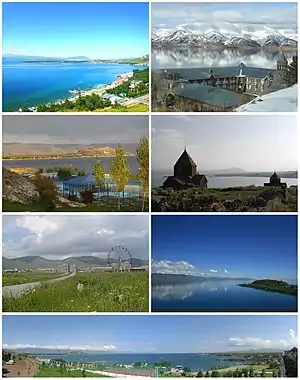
29,137 -> 149,211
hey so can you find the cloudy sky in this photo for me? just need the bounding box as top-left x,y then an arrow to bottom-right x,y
152,115 -> 297,172
3,315 -> 297,353
3,215 -> 149,260
2,115 -> 148,144
152,2 -> 298,32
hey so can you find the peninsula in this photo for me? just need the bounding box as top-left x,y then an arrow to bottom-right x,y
2,146 -> 135,160
239,280 -> 297,297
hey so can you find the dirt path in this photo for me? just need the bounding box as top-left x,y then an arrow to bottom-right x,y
3,360 -> 37,377
2,272 -> 76,298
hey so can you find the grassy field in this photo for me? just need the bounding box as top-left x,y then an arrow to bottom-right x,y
35,367 -> 109,377
3,272 -> 149,312
2,272 -> 65,286
3,199 -> 148,212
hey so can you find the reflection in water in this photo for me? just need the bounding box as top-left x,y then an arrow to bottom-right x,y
152,281 -> 231,300
152,46 -> 296,69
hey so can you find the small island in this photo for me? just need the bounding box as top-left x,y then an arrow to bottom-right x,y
239,279 -> 297,297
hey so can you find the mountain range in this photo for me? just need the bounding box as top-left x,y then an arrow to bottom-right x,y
152,23 -> 298,49
3,256 -> 148,270
2,142 -> 139,156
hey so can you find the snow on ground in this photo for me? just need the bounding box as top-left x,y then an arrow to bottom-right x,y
234,84 -> 298,112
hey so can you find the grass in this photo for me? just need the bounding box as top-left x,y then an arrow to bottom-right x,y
35,367 -> 109,377
2,272 -> 64,286
152,186 -> 297,212
2,199 -> 148,212
3,272 -> 149,312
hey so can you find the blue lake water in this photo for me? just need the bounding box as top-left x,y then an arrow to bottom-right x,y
152,172 -> 298,188
2,61 -> 147,111
152,279 -> 297,312
36,353 -> 242,372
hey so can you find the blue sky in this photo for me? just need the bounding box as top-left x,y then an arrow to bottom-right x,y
152,215 -> 297,280
3,2 -> 149,59
152,2 -> 297,30
2,315 -> 297,353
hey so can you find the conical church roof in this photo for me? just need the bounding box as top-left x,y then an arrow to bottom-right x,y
174,148 -> 197,168
270,172 -> 280,179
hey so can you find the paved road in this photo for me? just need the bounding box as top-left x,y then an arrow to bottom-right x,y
2,272 -> 76,298
123,94 -> 149,106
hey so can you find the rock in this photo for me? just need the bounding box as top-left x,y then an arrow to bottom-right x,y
56,196 -> 86,208
2,168 -> 40,204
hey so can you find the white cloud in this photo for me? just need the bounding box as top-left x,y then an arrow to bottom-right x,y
210,269 -> 218,273
3,215 -> 149,260
226,329 -> 298,350
224,269 -> 228,274
152,3 -> 298,30
2,343 -> 117,351
152,260 -> 197,276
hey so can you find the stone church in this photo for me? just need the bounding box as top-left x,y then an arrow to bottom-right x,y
162,149 -> 208,189
264,172 -> 287,188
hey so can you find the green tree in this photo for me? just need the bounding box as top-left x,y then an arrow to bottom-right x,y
136,136 -> 149,211
93,159 -> 106,203
196,370 -> 204,377
272,370 -> 277,377
211,370 -> 220,378
249,368 -> 255,377
205,371 -> 210,378
31,173 -> 57,211
82,369 -> 86,377
284,56 -> 297,87
261,368 -> 266,378
110,145 -> 131,211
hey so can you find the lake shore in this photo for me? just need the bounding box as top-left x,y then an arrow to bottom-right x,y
3,154 -> 135,160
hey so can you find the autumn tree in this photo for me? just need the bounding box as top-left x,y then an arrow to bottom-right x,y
136,136 -> 149,211
111,145 -> 131,210
93,159 -> 106,203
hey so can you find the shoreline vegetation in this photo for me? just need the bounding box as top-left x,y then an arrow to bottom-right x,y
152,185 -> 297,212
17,67 -> 149,113
3,153 -> 135,160
239,280 -> 297,297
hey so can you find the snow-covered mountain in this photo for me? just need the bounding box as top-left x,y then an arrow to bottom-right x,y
152,23 -> 298,48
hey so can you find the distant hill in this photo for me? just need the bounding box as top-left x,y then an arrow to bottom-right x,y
67,56 -> 90,60
3,256 -> 148,270
2,142 -> 139,157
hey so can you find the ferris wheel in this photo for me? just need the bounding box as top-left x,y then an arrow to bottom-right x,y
107,244 -> 132,271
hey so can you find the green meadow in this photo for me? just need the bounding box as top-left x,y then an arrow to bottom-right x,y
3,272 -> 149,312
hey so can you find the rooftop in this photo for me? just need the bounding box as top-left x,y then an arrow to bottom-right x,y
176,83 -> 243,108
174,148 -> 197,168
